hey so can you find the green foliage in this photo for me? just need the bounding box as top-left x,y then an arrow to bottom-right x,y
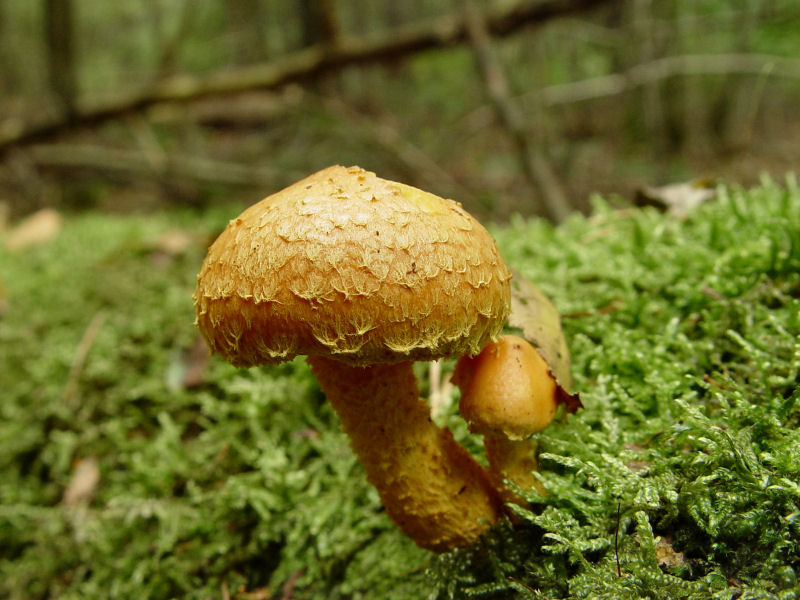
433,176 -> 800,598
1,177 -> 799,598
0,213 -> 428,599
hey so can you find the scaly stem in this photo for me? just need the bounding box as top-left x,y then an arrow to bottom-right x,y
308,356 -> 502,552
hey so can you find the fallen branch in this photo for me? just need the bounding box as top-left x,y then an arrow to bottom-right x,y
532,52 -> 800,107
0,0 -> 613,151
26,144 -> 280,187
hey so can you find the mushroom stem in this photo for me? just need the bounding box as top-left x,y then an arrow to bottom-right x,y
308,356 -> 502,552
483,434 -> 546,503
452,335 -> 559,504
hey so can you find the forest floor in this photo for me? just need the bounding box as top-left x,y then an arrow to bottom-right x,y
1,175 -> 799,599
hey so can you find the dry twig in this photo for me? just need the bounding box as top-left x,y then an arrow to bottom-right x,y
62,311 -> 107,407
461,0 -> 571,222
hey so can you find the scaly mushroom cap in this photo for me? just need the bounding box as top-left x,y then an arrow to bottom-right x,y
194,165 -> 511,367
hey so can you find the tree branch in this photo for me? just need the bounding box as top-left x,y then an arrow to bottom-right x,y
0,0 -> 613,152
531,53 -> 800,107
461,52 -> 800,133
24,144 -> 280,187
461,0 -> 571,222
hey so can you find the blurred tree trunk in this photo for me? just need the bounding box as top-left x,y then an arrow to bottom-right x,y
719,0 -> 761,151
675,0 -> 711,157
299,0 -> 338,48
153,0 -> 194,78
0,3 -> 8,96
630,0 -> 665,152
44,0 -> 77,116
298,0 -> 339,93
227,0 -> 267,64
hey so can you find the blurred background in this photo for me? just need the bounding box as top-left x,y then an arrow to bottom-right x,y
1,0 -> 799,224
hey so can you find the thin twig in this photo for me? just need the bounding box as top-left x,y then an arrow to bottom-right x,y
63,311 -> 107,407
615,501 -> 622,577
507,575 -> 538,593
460,0 -> 571,222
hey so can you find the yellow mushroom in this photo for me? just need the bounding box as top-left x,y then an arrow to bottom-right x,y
193,165 -> 511,552
452,334 -> 558,502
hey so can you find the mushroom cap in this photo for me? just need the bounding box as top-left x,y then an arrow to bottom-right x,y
194,165 -> 511,367
453,335 -> 558,439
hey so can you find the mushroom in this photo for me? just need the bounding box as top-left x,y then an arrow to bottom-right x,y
452,334 -> 558,501
193,165 -> 511,552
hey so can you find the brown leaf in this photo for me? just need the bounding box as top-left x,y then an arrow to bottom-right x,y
147,228 -> 198,269
165,335 -> 210,391
656,536 -> 686,570
0,201 -> 9,231
508,269 -> 582,414
182,335 -> 211,389
507,268 -> 572,390
556,385 -> 583,415
236,585 -> 271,600
280,569 -> 305,600
152,228 -> 195,256
63,456 -> 100,506
635,180 -> 716,219
4,208 -> 62,251
0,279 -> 7,318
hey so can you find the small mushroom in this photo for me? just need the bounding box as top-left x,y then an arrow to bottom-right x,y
193,165 -> 511,552
452,334 -> 558,501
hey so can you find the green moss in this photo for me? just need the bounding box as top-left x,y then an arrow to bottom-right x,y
2,177 -> 799,598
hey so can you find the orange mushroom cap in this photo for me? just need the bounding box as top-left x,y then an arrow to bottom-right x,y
453,334 -> 558,440
193,165 -> 511,367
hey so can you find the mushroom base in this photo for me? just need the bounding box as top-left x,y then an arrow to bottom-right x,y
308,356 -> 502,552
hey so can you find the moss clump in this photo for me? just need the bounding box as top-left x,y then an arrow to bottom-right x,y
1,177 -> 799,598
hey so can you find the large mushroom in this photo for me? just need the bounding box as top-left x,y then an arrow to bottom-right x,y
193,165 -> 511,552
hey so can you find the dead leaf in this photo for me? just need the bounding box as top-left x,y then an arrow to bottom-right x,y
556,385 -> 583,415
63,456 -> 100,506
182,335 -> 211,389
624,460 -> 650,473
152,228 -> 195,256
236,585 -> 271,600
656,536 -> 686,570
147,228 -> 197,269
280,569 -> 305,600
508,269 -> 571,387
635,180 -> 716,219
0,201 -> 9,231
0,279 -> 7,318
4,208 -> 62,251
507,269 -> 582,414
165,336 -> 210,391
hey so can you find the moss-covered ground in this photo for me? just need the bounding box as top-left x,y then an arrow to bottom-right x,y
2,177 -> 799,599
